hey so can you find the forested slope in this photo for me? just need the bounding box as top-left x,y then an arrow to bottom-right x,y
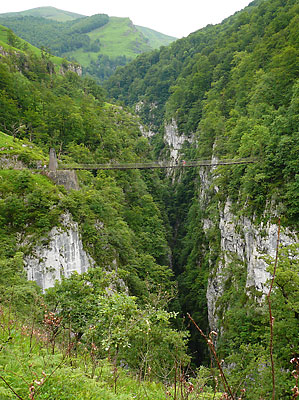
0,35 -> 195,398
105,0 -> 299,397
106,0 -> 298,225
0,0 -> 298,397
0,38 -> 173,285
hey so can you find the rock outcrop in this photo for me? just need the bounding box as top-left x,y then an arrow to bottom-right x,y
0,154 -> 26,169
59,63 -> 82,76
0,45 -> 10,57
25,213 -> 93,290
47,170 -> 79,191
164,119 -> 192,161
197,158 -> 299,332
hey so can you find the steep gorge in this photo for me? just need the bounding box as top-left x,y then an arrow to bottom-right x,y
105,0 -> 299,371
0,0 -> 298,396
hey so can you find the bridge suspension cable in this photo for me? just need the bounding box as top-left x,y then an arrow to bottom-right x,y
57,158 -> 257,171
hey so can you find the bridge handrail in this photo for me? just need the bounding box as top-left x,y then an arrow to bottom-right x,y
57,158 -> 257,170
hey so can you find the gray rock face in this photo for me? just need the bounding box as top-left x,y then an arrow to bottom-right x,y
59,63 -> 82,76
206,198 -> 298,331
138,123 -> 155,139
24,213 -> 93,290
164,119 -> 192,161
197,165 -> 298,332
0,155 -> 25,169
47,170 -> 79,191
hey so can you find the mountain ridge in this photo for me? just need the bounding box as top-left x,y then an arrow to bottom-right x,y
0,6 -> 86,22
0,6 -> 177,81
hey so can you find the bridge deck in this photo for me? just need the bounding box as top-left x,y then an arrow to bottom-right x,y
58,158 -> 256,171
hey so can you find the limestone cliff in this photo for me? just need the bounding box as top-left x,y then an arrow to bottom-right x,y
59,62 -> 82,76
24,213 -> 93,290
161,120 -> 298,333
197,166 -> 298,332
164,119 -> 192,161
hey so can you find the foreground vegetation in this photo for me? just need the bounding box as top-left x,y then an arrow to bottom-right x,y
0,306 -> 168,399
0,272 -> 222,400
0,247 -> 298,399
0,0 -> 298,397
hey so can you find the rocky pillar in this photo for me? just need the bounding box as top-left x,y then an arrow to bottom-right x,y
49,148 -> 58,171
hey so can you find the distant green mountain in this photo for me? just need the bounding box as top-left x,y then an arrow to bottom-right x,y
0,7 -> 177,81
0,6 -> 85,22
64,17 -> 152,64
136,25 -> 176,49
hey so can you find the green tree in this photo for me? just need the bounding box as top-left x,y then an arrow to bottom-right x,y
87,292 -> 189,379
45,268 -> 107,340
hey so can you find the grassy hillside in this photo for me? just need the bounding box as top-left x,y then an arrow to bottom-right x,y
0,6 -> 85,22
0,24 -> 41,56
66,17 -> 152,67
0,131 -> 48,165
136,25 -> 176,49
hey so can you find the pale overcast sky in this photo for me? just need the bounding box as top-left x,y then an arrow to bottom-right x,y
0,0 -> 253,38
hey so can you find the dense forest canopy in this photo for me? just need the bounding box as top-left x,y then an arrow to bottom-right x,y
0,0 -> 298,398
105,0 -> 299,397
105,0 -> 299,226
0,14 -> 109,54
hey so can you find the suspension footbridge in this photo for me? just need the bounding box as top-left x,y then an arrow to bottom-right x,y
55,158 -> 256,171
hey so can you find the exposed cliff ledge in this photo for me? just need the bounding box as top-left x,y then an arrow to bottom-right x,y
197,166 -> 298,332
164,119 -> 192,161
0,154 -> 26,169
24,213 -> 93,290
0,45 -> 11,57
59,62 -> 82,76
0,153 -> 44,169
206,199 -> 298,332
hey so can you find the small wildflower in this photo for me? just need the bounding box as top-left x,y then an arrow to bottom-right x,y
91,343 -> 98,351
29,384 -> 35,400
34,378 -> 44,386
292,370 -> 299,379
186,382 -> 194,393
